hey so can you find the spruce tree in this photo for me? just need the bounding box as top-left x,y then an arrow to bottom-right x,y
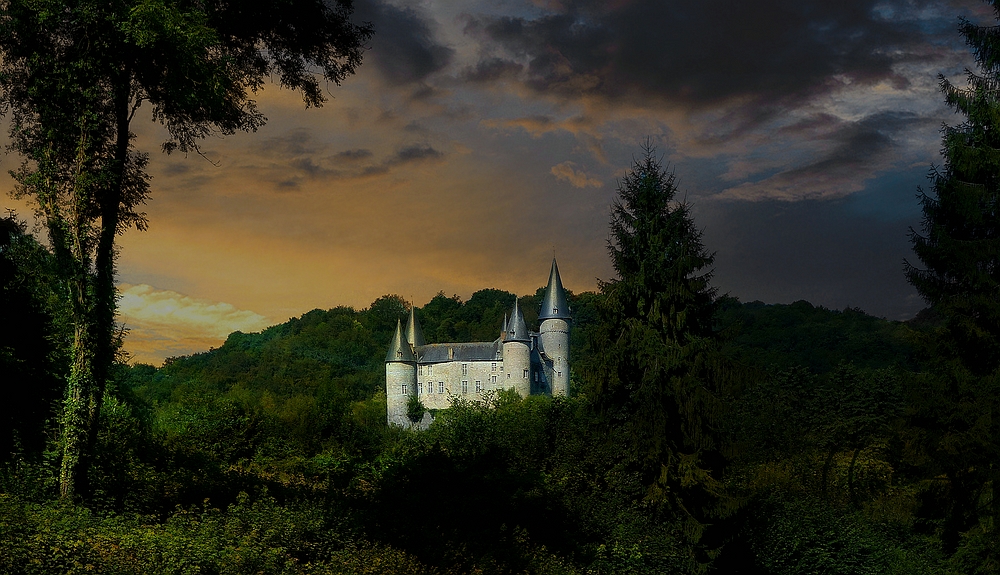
589,144 -> 732,545
903,3 -> 1000,555
905,6 -> 1000,376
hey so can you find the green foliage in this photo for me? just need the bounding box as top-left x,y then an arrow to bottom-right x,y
0,214 -> 68,460
0,0 -> 373,500
405,394 -> 425,424
587,145 -> 734,546
0,492 -> 438,575
899,5 -> 1000,563
905,6 -> 1000,376
748,494 -> 944,575
716,298 -> 919,373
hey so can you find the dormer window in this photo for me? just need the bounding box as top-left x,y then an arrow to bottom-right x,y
396,350 -> 402,359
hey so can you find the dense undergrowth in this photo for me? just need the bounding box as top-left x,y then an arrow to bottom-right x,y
4,281 -> 994,573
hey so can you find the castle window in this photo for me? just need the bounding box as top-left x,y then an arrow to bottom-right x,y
418,382 -> 423,394
419,365 -> 424,375
462,380 -> 468,394
491,362 -> 496,372
558,371 -> 562,377
491,375 -> 497,385
476,380 -> 482,392
553,307 -> 558,314
438,381 -> 444,394
428,365 -> 433,376
462,363 -> 468,376
426,383 -> 433,394
396,350 -> 402,359
400,384 -> 407,395
523,368 -> 528,378
507,373 -> 510,379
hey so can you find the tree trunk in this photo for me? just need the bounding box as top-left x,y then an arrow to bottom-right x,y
847,445 -> 862,509
821,444 -> 838,497
58,74 -> 132,501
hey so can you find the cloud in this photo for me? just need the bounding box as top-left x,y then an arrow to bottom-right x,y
353,0 -> 454,86
550,161 -> 602,188
393,144 -> 444,163
716,111 -> 935,200
335,148 -> 374,160
461,57 -> 524,82
243,128 -> 446,188
463,0 -> 967,127
118,284 -> 270,364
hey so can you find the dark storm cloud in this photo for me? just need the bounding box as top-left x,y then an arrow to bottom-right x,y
461,57 -> 524,82
717,111 -> 939,200
788,111 -> 925,177
464,0 -> 958,114
353,0 -> 454,85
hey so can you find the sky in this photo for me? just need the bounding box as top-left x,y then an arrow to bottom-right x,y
3,0 -> 996,364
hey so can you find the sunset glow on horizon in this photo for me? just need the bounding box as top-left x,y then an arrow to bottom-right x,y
4,0 -> 992,365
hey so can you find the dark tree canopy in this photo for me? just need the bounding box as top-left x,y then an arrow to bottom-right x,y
588,145 -> 734,546
903,1 -> 1000,554
0,0 -> 372,500
905,4 -> 1000,376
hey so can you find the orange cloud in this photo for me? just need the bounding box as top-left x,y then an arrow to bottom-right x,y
118,284 -> 270,365
550,161 -> 602,188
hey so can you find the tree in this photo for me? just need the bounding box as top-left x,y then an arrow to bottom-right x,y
0,0 -> 372,500
588,144 -> 734,545
0,213 -> 69,460
903,2 -> 1000,556
905,7 -> 1000,377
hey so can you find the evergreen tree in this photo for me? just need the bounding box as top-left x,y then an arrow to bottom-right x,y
905,5 -> 1000,376
903,2 -> 1000,556
589,144 -> 733,545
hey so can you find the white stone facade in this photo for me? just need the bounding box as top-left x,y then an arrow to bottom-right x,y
385,260 -> 572,427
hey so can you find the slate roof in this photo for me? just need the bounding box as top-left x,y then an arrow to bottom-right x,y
417,341 -> 500,363
539,258 -> 571,320
504,300 -> 530,342
405,307 -> 425,347
386,319 -> 416,362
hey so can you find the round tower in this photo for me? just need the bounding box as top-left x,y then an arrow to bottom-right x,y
539,258 -> 571,396
385,318 -> 417,426
502,299 -> 531,398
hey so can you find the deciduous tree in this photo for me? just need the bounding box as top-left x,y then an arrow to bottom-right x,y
0,0 -> 372,500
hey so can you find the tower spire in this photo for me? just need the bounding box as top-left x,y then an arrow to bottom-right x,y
386,318 -> 415,362
505,298 -> 529,342
405,305 -> 425,348
539,258 -> 570,320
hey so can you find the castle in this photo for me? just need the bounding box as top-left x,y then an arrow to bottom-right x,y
385,259 -> 571,427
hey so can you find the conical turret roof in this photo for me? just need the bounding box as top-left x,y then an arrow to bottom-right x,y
386,318 -> 416,362
539,258 -> 570,320
405,306 -> 425,347
504,299 -> 529,342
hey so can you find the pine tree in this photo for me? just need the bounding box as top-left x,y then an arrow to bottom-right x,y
903,3 -> 1000,555
589,144 -> 733,546
905,6 -> 1000,376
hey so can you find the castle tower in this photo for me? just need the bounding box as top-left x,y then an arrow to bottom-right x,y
539,258 -> 571,396
503,299 -> 531,397
385,318 -> 417,426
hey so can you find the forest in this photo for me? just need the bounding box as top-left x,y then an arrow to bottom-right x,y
1,0 -> 999,574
